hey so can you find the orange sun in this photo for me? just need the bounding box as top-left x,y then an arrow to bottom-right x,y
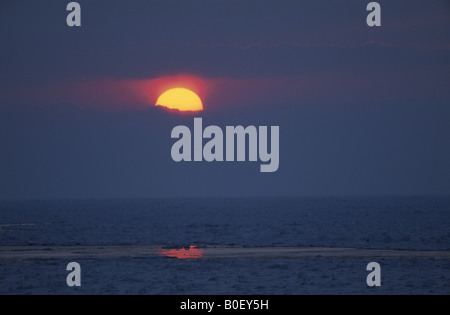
155,88 -> 203,112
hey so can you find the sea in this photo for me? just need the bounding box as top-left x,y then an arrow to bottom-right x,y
0,196 -> 449,294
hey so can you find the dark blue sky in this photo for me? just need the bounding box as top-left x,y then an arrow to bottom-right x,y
0,0 -> 449,198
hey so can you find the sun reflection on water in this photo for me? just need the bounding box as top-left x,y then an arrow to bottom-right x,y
159,245 -> 204,259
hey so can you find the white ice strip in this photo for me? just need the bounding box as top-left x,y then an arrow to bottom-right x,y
0,245 -> 449,261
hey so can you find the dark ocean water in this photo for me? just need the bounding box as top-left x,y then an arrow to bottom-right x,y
1,196 -> 449,249
0,196 -> 449,294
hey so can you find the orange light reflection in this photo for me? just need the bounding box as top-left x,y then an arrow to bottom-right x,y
159,245 -> 204,259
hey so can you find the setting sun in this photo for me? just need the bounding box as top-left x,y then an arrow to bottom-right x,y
156,88 -> 203,112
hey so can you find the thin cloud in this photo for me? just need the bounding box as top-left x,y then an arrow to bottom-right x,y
197,41 -> 450,51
